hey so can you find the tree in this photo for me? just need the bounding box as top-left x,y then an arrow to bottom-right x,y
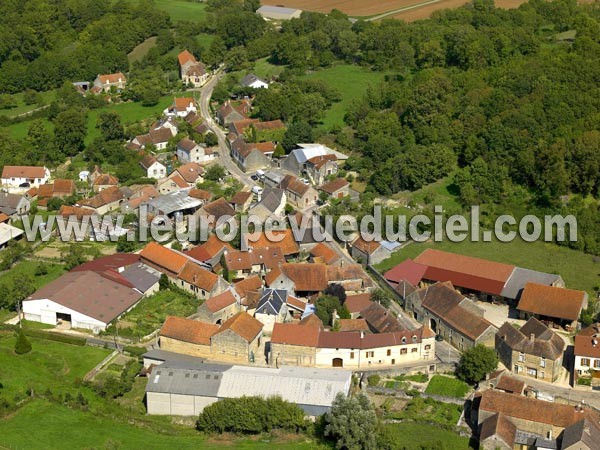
282,121 -> 313,152
53,108 -> 87,157
14,329 -> 32,355
97,111 -> 124,141
324,283 -> 346,303
371,289 -> 391,308
457,345 -> 498,384
61,245 -> 88,270
315,294 -> 350,326
204,132 -> 218,147
159,274 -> 170,290
324,393 -> 378,450
205,165 -> 226,182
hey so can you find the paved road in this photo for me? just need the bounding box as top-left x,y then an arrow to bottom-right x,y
197,72 -> 254,187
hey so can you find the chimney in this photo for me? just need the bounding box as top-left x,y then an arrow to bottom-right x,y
530,333 -> 535,342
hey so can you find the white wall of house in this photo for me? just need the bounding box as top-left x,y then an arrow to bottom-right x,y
574,354 -> 600,375
146,392 -> 218,415
146,161 -> 167,180
1,169 -> 50,188
315,338 -> 435,369
22,298 -> 108,333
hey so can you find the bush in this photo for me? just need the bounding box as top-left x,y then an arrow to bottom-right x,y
14,329 -> 32,354
22,329 -> 86,346
123,345 -> 146,357
196,396 -> 307,434
367,375 -> 381,387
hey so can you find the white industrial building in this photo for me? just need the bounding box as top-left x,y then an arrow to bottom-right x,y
145,357 -> 352,417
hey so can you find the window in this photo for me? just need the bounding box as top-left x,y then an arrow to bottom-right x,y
400,348 -> 407,355
425,345 -> 431,350
386,349 -> 391,356
518,352 -> 525,362
366,351 -> 374,358
391,359 -> 395,365
540,358 -> 546,368
411,348 -> 418,353
594,360 -> 600,369
350,352 -> 355,359
581,358 -> 591,366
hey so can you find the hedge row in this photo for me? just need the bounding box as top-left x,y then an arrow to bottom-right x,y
22,329 -> 86,346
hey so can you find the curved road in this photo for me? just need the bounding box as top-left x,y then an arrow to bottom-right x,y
197,72 -> 254,187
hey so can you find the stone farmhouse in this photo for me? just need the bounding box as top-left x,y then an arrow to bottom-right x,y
93,72 -> 126,93
178,50 -> 208,87
1,165 -> 50,188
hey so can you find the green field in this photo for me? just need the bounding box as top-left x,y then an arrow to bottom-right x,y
0,400 -> 326,450
424,375 -> 470,398
253,58 -> 285,80
154,0 -> 208,23
0,90 -> 56,118
0,260 -> 65,290
107,289 -> 200,339
128,36 -> 158,63
381,422 -> 473,449
376,238 -> 600,296
300,64 -> 389,129
0,334 -> 110,397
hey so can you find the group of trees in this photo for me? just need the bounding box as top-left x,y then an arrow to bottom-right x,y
0,0 -> 170,93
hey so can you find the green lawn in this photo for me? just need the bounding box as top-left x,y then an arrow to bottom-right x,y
0,400 -> 327,450
424,375 -> 470,398
128,36 -> 158,63
300,64 -> 390,129
0,90 -> 56,118
154,0 -> 208,23
381,422 -> 473,449
0,260 -> 65,289
107,288 -> 200,339
0,335 -> 111,397
389,397 -> 463,428
253,57 -> 285,80
376,238 -> 600,296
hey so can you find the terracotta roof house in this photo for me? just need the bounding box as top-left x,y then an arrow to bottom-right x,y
23,270 -> 143,333
161,316 -> 219,346
164,97 -> 197,118
487,369 -> 526,395
384,259 -> 428,287
132,127 -> 174,151
92,173 -> 119,192
229,138 -> 273,172
197,289 -> 240,324
1,165 -> 50,188
245,229 -> 300,257
223,247 -> 285,279
338,319 -> 370,333
189,188 -> 212,202
305,154 -> 338,185
217,99 -> 252,125
479,413 -> 517,450
475,389 -> 600,440
270,324 -> 436,369
185,234 -> 232,268
140,242 -> 189,279
309,242 -> 341,265
176,138 -> 214,165
501,267 -> 564,300
517,283 -> 588,329
359,302 -> 405,333
36,179 -> 75,206
78,186 -> 124,215
229,191 -> 253,212
177,261 -> 224,299
574,323 -> 600,378
319,178 -> 350,199
171,162 -> 204,186
414,249 -> 515,298
350,236 -> 401,266
93,72 -> 126,93
195,197 -> 236,232
344,293 -> 373,319
233,275 -> 263,306
279,174 -> 318,209
248,187 -> 286,222
406,281 -> 497,350
0,213 -> 9,224
139,155 -> 166,180
178,50 -> 208,87
157,173 -> 188,195
496,317 -> 565,382
214,311 -> 263,345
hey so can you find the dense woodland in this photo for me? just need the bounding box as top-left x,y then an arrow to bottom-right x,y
0,0 -> 599,253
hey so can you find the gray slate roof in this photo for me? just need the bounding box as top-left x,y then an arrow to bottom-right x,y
121,263 -> 161,293
240,73 -> 266,87
256,289 -> 287,315
501,267 -> 562,300
144,189 -> 202,216
496,317 -> 565,360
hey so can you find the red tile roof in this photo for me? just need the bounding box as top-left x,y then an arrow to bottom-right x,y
479,413 -> 516,448
344,293 -> 372,314
233,275 -> 263,299
215,312 -> 262,342
178,261 -> 219,292
517,282 -> 587,322
175,162 -> 204,184
246,229 -> 300,256
1,165 -> 47,179
320,178 -> 349,195
271,321 -> 321,347
178,50 -> 197,66
338,319 -> 370,332
280,174 -> 310,196
93,173 -> 119,186
229,191 -> 252,205
140,242 -> 189,275
78,186 -> 123,209
384,259 -> 428,286
310,242 -> 340,265
174,97 -> 195,111
98,72 -> 126,84
415,249 -> 515,296
204,290 -> 237,313
58,205 -> 96,220
160,316 -> 218,346
574,323 -> 600,358
185,234 -> 232,262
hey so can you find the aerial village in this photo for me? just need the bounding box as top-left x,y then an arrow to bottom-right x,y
1,45 -> 600,450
